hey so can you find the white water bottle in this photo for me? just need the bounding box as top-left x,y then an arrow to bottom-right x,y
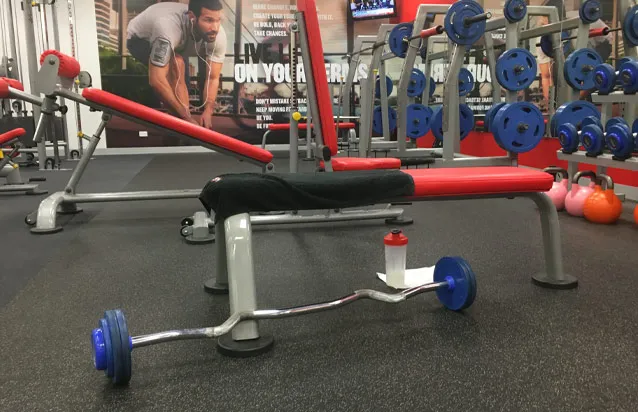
384,229 -> 408,289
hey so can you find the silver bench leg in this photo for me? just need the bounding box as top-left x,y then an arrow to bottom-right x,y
526,192 -> 577,289
216,213 -> 274,357
204,220 -> 229,294
183,211 -> 215,244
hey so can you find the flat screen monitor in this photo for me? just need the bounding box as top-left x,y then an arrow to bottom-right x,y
350,0 -> 396,21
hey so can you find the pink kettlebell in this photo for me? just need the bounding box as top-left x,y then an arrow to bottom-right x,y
565,170 -> 597,217
543,167 -> 569,210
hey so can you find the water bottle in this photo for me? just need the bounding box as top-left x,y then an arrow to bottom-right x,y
384,229 -> 408,289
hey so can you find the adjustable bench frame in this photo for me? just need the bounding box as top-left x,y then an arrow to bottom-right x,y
201,188 -> 575,355
0,128 -> 46,195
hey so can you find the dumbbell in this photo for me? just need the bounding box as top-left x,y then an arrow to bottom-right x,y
617,59 -> 638,94
593,57 -> 638,94
559,117 -> 637,159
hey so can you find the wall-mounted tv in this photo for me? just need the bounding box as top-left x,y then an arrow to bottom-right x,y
350,0 -> 397,21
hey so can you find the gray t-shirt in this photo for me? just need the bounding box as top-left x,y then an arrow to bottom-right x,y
127,2 -> 226,67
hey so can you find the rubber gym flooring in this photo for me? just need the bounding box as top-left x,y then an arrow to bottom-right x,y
1,153 -> 637,412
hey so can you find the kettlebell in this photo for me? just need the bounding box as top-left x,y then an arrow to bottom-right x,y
543,167 -> 569,210
634,205 -> 638,225
565,170 -> 597,217
584,174 -> 623,224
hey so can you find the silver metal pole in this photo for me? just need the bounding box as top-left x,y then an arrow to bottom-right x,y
48,0 -> 70,160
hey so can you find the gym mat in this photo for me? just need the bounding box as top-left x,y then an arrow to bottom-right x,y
0,153 -> 637,412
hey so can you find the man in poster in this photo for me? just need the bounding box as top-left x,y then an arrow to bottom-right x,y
126,0 -> 227,128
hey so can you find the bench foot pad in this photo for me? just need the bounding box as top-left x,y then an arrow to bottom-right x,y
217,333 -> 274,358
532,273 -> 578,290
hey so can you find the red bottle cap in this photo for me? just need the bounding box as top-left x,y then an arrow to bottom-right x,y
384,229 -> 408,246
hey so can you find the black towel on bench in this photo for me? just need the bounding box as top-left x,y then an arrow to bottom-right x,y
199,170 -> 415,222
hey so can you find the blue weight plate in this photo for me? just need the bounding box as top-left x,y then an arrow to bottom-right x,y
114,310 -> 132,385
540,31 -> 571,58
492,102 -> 544,153
406,104 -> 433,139
606,124 -> 635,159
580,124 -> 605,156
504,0 -> 526,23
593,63 -> 616,94
495,48 -> 537,91
407,69 -> 427,97
485,102 -> 507,132
445,0 -> 487,46
619,60 -> 638,94
92,323 -> 108,372
96,317 -> 114,378
553,101 -> 600,136
557,123 -> 580,153
372,106 -> 398,134
605,117 -> 628,131
388,23 -> 413,58
564,48 -> 603,90
581,116 -> 602,130
579,0 -> 602,24
429,77 -> 436,99
433,256 -> 477,311
430,105 -> 474,141
459,104 -> 475,140
632,118 -> 638,135
375,75 -> 393,98
623,5 -> 638,47
458,68 -> 474,96
104,310 -> 126,385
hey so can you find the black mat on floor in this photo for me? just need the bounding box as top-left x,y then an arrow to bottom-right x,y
0,155 -> 153,307
1,154 -> 637,412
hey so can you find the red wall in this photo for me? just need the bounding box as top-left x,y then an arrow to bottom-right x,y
416,132 -> 638,187
390,0 -> 454,24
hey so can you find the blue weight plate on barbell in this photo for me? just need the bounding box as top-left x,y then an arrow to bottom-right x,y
388,22 -> 413,58
579,0 -> 602,24
375,75 -> 393,98
619,60 -> 638,94
564,48 -> 603,90
430,104 -> 474,141
605,117 -> 628,131
103,309 -> 132,385
445,0 -> 487,46
557,123 -> 580,153
593,63 -> 616,94
92,317 -> 114,378
552,101 -> 600,136
485,102 -> 507,132
606,124 -> 635,159
406,104 -> 433,139
458,68 -> 474,96
433,256 -> 477,311
623,5 -> 638,47
581,116 -> 602,130
539,31 -> 572,58
407,69 -> 427,97
504,0 -> 526,23
495,48 -> 537,91
372,106 -> 398,135
580,123 -> 605,156
492,102 -> 544,153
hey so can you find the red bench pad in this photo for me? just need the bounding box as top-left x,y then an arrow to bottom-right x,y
323,157 -> 402,171
268,122 -> 356,131
82,88 -> 274,164
297,0 -> 339,156
40,50 -> 81,79
405,167 -> 554,197
0,77 -> 24,96
0,128 -> 26,145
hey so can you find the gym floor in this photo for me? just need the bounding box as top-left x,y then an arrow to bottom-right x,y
1,153 -> 637,412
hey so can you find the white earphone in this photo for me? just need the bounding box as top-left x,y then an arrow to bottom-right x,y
173,16 -> 215,112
